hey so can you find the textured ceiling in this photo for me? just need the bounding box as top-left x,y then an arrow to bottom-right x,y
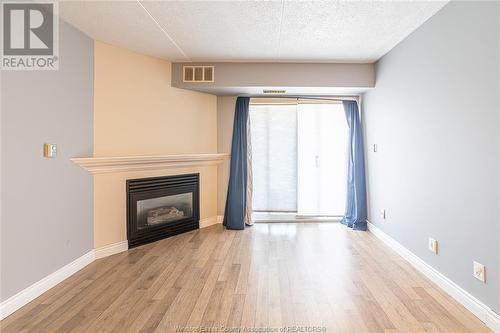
59,0 -> 448,63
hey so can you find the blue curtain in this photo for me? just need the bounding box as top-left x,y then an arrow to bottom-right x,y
341,100 -> 368,231
223,97 -> 250,230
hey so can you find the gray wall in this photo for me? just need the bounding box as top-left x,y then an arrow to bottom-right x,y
363,1 -> 499,313
1,19 -> 93,301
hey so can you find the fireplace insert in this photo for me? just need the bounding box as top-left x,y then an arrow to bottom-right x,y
126,173 -> 200,248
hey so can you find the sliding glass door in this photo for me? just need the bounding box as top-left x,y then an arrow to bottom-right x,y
297,102 -> 347,216
250,99 -> 347,218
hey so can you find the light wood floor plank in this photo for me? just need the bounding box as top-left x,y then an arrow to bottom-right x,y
0,223 -> 492,333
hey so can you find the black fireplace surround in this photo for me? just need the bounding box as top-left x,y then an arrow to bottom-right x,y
126,173 -> 200,248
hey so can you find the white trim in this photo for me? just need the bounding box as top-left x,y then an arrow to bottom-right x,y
95,241 -> 128,259
367,221 -> 500,333
200,216 -> 222,228
217,215 -> 224,224
71,153 -> 230,174
0,250 -> 95,320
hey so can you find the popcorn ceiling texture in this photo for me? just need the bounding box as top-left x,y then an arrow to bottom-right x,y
59,0 -> 447,62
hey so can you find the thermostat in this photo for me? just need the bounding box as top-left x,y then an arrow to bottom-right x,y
44,143 -> 57,158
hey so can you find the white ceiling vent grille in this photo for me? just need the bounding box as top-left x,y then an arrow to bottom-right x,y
183,66 -> 214,83
263,89 -> 286,94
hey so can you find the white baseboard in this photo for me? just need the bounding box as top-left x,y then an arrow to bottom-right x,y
217,215 -> 224,224
367,221 -> 500,332
0,250 -> 95,320
95,241 -> 128,259
200,215 -> 222,228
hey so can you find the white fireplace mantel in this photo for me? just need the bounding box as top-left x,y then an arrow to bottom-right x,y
71,153 -> 230,174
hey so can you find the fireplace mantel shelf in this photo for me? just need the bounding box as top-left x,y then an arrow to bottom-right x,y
71,153 -> 230,174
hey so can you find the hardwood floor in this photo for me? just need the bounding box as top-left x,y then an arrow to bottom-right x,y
0,223 -> 491,333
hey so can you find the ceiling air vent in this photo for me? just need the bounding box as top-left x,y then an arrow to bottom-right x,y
183,66 -> 214,83
263,89 -> 286,94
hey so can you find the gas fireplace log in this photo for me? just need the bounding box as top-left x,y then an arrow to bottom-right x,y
147,207 -> 184,225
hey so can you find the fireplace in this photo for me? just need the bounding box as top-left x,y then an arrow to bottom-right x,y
126,173 -> 200,248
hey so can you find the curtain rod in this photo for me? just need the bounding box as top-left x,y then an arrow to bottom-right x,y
249,95 -> 359,100
293,95 -> 359,101
249,95 -> 359,105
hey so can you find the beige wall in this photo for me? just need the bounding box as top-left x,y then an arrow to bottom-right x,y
93,41 -> 218,248
94,42 -> 217,156
217,96 -> 237,215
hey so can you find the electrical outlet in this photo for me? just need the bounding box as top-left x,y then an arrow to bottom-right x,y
473,261 -> 486,283
380,209 -> 386,219
428,238 -> 438,254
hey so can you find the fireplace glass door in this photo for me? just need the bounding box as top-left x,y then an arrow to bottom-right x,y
136,192 -> 193,230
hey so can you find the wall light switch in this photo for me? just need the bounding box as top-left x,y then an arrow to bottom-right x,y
380,209 -> 386,219
43,143 -> 57,158
373,144 -> 378,152
428,238 -> 438,254
473,261 -> 486,283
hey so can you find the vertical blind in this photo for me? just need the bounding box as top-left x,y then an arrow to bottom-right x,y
250,104 -> 297,212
